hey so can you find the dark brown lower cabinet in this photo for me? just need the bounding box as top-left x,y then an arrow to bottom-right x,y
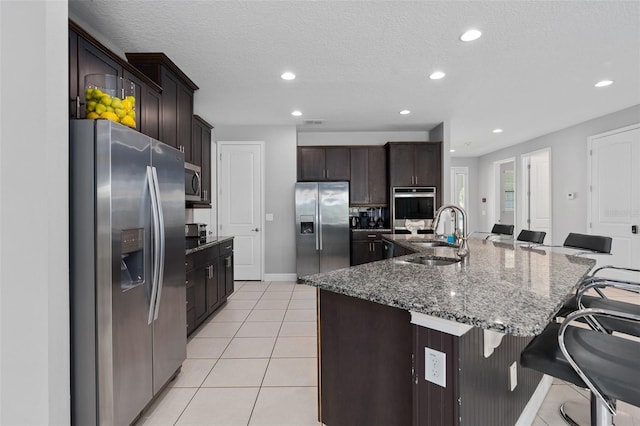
318,289 -> 543,426
185,239 -> 234,336
350,231 -> 388,266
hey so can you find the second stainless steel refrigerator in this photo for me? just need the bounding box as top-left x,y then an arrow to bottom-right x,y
295,182 -> 349,279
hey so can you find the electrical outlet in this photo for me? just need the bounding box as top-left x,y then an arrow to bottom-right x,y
425,348 -> 446,388
509,362 -> 517,391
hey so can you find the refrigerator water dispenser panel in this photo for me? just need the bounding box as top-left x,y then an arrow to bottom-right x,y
121,228 -> 144,291
300,215 -> 315,234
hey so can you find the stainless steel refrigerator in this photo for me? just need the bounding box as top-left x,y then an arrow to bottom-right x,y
295,182 -> 350,279
70,120 -> 186,425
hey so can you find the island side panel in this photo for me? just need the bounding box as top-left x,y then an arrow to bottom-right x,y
413,326 -> 460,426
318,289 -> 413,426
458,328 -> 542,426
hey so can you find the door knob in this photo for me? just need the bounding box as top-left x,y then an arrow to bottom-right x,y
251,228 -> 260,232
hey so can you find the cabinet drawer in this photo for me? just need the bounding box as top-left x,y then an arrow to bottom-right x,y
351,231 -> 388,242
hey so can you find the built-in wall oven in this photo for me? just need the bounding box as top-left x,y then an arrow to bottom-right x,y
392,187 -> 436,233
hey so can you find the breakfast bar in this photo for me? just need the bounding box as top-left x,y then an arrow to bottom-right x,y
300,235 -> 596,426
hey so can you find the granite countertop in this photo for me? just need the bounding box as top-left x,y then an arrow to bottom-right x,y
185,236 -> 233,255
300,234 -> 596,336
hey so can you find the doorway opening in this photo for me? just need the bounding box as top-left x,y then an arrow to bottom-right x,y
493,158 -> 516,231
450,166 -> 469,230
521,148 -> 552,244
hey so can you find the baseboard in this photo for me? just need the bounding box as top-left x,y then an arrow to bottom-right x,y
263,273 -> 297,282
515,375 -> 553,426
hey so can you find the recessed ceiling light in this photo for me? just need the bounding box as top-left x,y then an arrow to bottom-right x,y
493,128 -> 503,133
594,80 -> 613,88
450,149 -> 456,153
291,110 -> 302,116
281,72 -> 296,80
429,71 -> 446,80
399,110 -> 411,115
460,29 -> 482,42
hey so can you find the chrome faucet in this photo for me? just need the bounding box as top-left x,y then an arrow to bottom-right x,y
432,204 -> 470,260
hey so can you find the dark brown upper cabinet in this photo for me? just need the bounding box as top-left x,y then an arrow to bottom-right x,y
297,147 -> 350,181
126,53 -> 198,152
191,115 -> 214,207
349,146 -> 387,206
69,21 -> 163,134
387,142 -> 442,186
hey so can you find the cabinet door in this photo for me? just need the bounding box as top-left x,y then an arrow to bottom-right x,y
193,268 -> 208,326
141,85 -> 161,140
206,263 -> 219,312
350,148 -> 369,205
298,147 -> 326,181
190,119 -> 203,166
368,146 -> 387,205
414,143 -> 442,188
160,67 -> 178,148
351,242 -> 367,266
325,148 -> 350,180
177,81 -> 193,155
388,144 -> 415,187
224,253 -> 234,296
371,241 -> 384,262
69,29 -> 79,118
77,36 -> 123,118
186,282 -> 195,336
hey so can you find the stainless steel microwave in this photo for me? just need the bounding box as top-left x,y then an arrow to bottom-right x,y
392,187 -> 436,232
185,162 -> 202,202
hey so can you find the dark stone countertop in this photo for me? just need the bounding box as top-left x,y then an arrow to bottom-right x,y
300,234 -> 596,336
185,236 -> 233,255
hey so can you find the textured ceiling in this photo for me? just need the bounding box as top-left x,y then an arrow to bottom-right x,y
69,0 -> 640,156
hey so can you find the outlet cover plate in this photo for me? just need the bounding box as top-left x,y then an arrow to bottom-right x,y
425,347 -> 446,388
509,361 -> 518,391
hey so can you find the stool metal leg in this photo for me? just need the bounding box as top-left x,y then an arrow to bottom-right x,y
559,401 -> 587,426
591,396 -> 613,426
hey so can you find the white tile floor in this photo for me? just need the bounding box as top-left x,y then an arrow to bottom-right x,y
136,282 -> 640,426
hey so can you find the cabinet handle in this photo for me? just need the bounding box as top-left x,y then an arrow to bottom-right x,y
367,234 -> 376,238
75,96 -> 80,118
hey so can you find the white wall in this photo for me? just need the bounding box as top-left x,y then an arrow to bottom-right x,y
214,126 -> 297,278
0,1 -> 70,424
468,105 -> 640,245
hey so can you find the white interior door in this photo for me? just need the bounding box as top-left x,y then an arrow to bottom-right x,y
522,149 -> 551,244
218,142 -> 264,280
450,167 -> 468,230
588,125 -> 640,279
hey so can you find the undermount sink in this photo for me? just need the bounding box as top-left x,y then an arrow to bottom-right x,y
401,255 -> 461,266
410,240 -> 454,248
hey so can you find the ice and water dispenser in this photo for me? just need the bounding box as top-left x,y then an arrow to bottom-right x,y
299,215 -> 315,235
120,228 -> 144,291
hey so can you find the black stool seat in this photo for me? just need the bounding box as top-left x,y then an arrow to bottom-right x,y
517,230 -> 546,244
521,320 -> 640,409
563,233 -> 612,253
491,223 -> 514,236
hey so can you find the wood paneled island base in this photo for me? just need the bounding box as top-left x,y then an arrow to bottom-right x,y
318,289 -> 543,426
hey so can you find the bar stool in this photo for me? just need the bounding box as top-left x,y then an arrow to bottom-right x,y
516,229 -> 546,245
521,308 -> 640,426
482,223 -> 514,239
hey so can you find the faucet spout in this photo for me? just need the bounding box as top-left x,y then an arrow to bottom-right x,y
432,204 -> 469,260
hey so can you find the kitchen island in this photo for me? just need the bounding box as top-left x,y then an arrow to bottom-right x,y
300,235 -> 595,426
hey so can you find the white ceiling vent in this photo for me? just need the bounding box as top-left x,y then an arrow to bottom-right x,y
303,119 -> 325,125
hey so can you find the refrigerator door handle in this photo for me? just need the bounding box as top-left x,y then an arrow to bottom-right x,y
146,166 -> 161,325
151,166 -> 166,321
315,198 -> 320,251
317,197 -> 323,251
